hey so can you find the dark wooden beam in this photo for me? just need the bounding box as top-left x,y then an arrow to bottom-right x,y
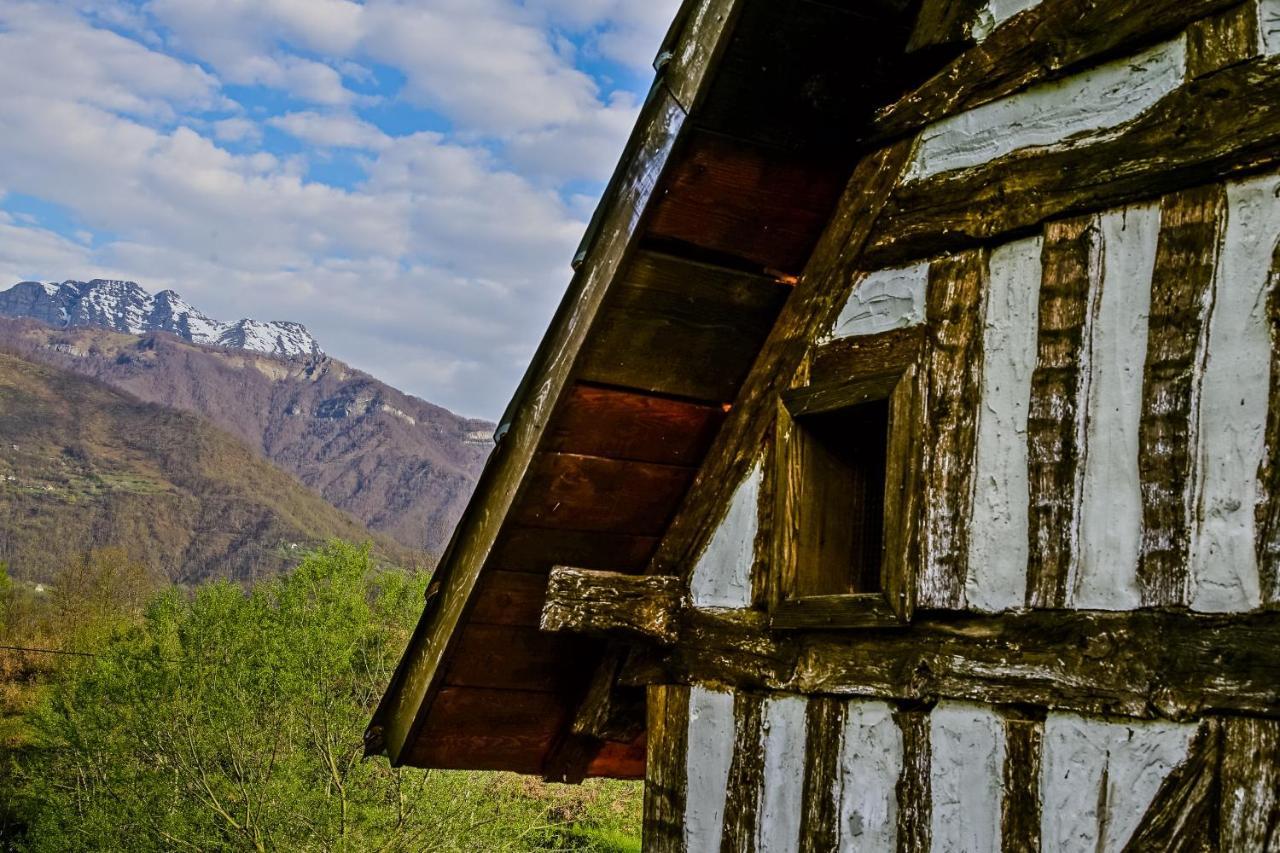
1121,719 -> 1221,852
874,0 -> 1241,139
632,609 -> 1280,721
575,250 -> 790,403
643,685 -> 690,852
541,567 -> 684,646
866,55 -> 1280,268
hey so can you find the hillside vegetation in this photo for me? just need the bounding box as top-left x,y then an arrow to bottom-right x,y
0,351 -> 415,584
0,544 -> 642,852
0,319 -> 491,554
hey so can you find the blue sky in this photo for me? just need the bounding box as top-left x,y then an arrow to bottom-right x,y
0,0 -> 680,418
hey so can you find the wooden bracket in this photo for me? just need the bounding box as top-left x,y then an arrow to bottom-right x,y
540,567 -> 685,646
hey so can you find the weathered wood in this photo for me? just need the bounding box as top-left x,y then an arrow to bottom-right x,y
489,526 -> 659,574
373,86 -> 688,764
571,646 -> 647,743
719,692 -> 765,853
659,0 -> 742,113
882,365 -> 922,623
515,452 -> 695,537
866,55 -> 1280,268
799,697 -> 845,853
771,593 -> 903,631
1139,185 -> 1225,608
1026,217 -> 1100,609
1187,1 -> 1261,79
445,624 -> 583,692
774,383 -> 894,608
403,687 -> 564,774
1219,716 -> 1280,852
469,570 -> 547,627
547,383 -> 726,467
652,140 -> 916,582
1258,241 -> 1280,607
874,0 -> 1240,138
905,0 -> 987,53
646,131 -> 848,273
894,706 -> 932,853
643,684 -> 690,852
1121,719 -> 1221,852
780,370 -> 902,419
809,326 -> 924,387
541,568 -> 684,645
635,609 -> 1280,721
576,250 -> 790,403
920,249 -> 988,609
542,732 -> 604,785
1001,714 -> 1043,853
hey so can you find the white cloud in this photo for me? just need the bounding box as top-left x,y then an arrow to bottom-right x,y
212,117 -> 261,143
0,0 -> 677,415
269,112 -> 390,150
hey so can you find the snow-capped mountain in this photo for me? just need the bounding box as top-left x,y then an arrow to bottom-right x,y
0,279 -> 323,359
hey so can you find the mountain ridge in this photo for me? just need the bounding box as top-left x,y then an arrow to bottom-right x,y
0,279 -> 322,359
0,349 -> 418,584
0,318 -> 493,555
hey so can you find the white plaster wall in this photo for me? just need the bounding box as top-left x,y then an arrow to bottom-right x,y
1040,714 -> 1198,852
1263,0 -> 1280,55
929,703 -> 1004,853
1188,173 -> 1279,612
836,701 -> 903,853
690,463 -> 761,609
830,263 -> 929,340
685,686 -> 735,852
971,0 -> 1044,41
1073,204 -> 1161,610
967,237 -> 1042,612
756,695 -> 808,853
908,38 -> 1187,181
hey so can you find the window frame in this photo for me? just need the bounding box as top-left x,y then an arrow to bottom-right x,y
769,354 -> 921,630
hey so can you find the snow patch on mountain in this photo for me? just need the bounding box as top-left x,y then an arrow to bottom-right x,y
0,279 -> 323,359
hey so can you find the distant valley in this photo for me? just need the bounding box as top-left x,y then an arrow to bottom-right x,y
0,279 -> 494,569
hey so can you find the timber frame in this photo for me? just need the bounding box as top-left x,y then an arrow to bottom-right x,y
374,0 -> 1280,846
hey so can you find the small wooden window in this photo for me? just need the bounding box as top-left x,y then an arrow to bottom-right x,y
772,366 -> 918,629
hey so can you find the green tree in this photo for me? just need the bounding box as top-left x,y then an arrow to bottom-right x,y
6,542 -> 641,852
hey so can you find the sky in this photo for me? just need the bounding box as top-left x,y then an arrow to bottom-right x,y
0,0 -> 681,418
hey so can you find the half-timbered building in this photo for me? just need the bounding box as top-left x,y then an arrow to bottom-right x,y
369,0 -> 1280,848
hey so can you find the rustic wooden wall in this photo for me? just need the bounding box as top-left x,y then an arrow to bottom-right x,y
660,0 -> 1280,849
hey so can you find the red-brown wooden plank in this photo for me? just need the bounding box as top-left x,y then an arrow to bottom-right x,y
470,570 -> 547,626
445,624 -> 585,693
587,735 -> 647,780
646,131 -> 846,273
513,452 -> 696,536
548,383 -> 727,466
488,525 -> 660,574
403,687 -> 565,773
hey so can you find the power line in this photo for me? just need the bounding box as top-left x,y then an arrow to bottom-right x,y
0,643 -> 97,658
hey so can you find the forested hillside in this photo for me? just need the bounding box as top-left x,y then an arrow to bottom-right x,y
0,319 -> 491,554
0,351 -> 415,584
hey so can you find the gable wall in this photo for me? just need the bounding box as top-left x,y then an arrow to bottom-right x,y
655,2 -> 1280,849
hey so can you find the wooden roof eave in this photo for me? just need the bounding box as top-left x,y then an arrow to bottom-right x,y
366,0 -> 745,767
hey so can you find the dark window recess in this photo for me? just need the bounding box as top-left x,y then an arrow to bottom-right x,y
790,398 -> 889,597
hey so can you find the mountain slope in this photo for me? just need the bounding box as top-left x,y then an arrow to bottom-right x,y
0,279 -> 322,358
0,350 -> 414,584
0,319 -> 493,554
